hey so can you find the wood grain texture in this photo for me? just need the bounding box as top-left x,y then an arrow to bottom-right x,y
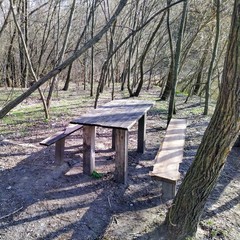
40,124 -> 82,146
115,129 -> 128,184
150,118 -> 187,182
70,99 -> 154,130
83,125 -> 96,174
55,138 -> 65,165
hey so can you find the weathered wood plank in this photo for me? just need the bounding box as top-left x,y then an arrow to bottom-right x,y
150,118 -> 187,200
115,129 -> 128,184
40,124 -> 82,146
83,125 -> 96,175
150,119 -> 187,180
70,99 -> 154,130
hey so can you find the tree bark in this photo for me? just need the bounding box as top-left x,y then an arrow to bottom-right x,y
161,0 -> 174,101
165,0 -> 240,239
167,0 -> 188,124
134,11 -> 166,97
62,0 -> 98,91
46,0 -> 77,108
204,0 -> 220,115
10,0 -> 49,119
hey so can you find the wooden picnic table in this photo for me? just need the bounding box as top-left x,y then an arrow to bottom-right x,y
70,99 -> 154,184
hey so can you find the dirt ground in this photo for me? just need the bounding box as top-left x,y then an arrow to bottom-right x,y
0,89 -> 239,240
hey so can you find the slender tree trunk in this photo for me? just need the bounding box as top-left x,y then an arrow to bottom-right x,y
90,0 -> 95,97
63,1 -> 98,91
165,1 -> 240,239
134,12 -> 166,97
167,0 -> 188,124
10,0 -> 49,119
19,0 -> 28,88
161,0 -> 174,100
94,20 -> 116,108
0,6 -> 11,38
204,0 -> 220,115
46,0 -> 77,108
193,36 -> 212,95
6,26 -> 16,87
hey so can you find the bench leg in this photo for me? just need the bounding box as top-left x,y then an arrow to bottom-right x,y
115,129 -> 128,184
55,138 -> 65,165
162,181 -> 176,201
137,114 -> 146,153
83,125 -> 95,175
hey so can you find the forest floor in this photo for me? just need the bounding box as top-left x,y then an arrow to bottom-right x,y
0,86 -> 239,240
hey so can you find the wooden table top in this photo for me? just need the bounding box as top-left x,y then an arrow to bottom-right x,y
70,99 -> 155,130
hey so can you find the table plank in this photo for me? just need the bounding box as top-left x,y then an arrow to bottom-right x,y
70,99 -> 154,130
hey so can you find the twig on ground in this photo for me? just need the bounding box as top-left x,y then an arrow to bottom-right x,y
108,196 -> 112,208
0,206 -> 23,220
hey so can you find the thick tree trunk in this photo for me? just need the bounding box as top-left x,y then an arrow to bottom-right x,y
165,1 -> 240,239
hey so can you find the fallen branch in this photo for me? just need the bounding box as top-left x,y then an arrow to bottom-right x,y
0,206 -> 23,220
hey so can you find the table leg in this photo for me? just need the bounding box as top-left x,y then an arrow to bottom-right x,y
137,113 -> 146,153
83,125 -> 95,175
115,129 -> 128,184
112,128 -> 116,150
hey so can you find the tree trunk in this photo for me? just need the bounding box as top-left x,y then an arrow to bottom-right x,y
160,0 -> 174,101
10,0 -> 49,119
165,1 -> 240,239
204,0 -> 220,115
193,36 -> 212,95
135,11 -> 166,97
167,0 -> 188,124
47,0 -> 77,108
63,1 -> 97,91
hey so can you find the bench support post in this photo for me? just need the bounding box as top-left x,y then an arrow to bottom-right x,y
55,138 -> 65,165
137,114 -> 146,153
162,181 -> 176,201
115,129 -> 128,184
83,125 -> 95,175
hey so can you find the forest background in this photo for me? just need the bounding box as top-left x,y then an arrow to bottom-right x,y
0,0 -> 239,239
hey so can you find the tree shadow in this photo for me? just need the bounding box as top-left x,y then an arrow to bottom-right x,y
202,147 -> 240,219
0,137 -> 162,239
178,118 -> 240,221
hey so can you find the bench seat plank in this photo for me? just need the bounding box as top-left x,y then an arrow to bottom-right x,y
40,124 -> 82,165
150,118 -> 187,200
40,124 -> 82,146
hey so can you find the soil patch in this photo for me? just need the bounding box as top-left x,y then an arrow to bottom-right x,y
0,89 -> 239,239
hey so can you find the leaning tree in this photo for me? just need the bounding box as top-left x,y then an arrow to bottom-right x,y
165,0 -> 240,239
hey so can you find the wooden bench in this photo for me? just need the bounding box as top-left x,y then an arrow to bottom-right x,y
40,124 -> 83,165
150,118 -> 187,201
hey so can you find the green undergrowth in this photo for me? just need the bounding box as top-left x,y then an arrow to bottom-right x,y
91,170 -> 103,179
0,84 -> 215,139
